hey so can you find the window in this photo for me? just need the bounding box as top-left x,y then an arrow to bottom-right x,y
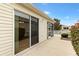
47,22 -> 54,38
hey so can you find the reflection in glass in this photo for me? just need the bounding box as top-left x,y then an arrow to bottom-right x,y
15,15 -> 30,54
31,16 -> 39,46
47,22 -> 54,38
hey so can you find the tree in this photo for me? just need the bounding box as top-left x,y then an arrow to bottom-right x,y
54,18 -> 62,30
54,18 -> 60,23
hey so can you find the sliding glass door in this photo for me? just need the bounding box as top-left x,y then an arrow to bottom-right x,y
15,10 -> 39,54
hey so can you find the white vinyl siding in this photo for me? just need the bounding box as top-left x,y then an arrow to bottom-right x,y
0,4 -> 14,56
39,19 -> 47,42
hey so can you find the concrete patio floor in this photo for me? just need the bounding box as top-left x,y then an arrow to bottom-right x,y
16,34 -> 77,56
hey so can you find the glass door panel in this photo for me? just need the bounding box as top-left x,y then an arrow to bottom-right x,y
15,15 -> 30,54
31,16 -> 39,46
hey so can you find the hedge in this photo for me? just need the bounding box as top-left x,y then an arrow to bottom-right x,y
71,29 -> 79,55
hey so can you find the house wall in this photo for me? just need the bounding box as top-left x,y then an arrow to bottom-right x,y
0,4 -> 14,55
39,19 -> 47,42
0,4 -> 49,55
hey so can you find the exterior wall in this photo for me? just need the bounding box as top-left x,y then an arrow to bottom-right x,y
0,4 -> 14,55
39,19 -> 47,42
0,4 -> 49,55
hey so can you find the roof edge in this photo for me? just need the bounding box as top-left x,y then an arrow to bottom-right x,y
20,3 -> 55,23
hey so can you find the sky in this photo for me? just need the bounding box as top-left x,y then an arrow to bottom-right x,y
33,3 -> 79,26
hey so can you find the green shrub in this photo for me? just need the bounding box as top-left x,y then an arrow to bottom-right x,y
71,29 -> 79,55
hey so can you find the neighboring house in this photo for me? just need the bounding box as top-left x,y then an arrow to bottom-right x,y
0,3 -> 55,55
61,25 -> 69,30
75,21 -> 79,29
70,20 -> 79,31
